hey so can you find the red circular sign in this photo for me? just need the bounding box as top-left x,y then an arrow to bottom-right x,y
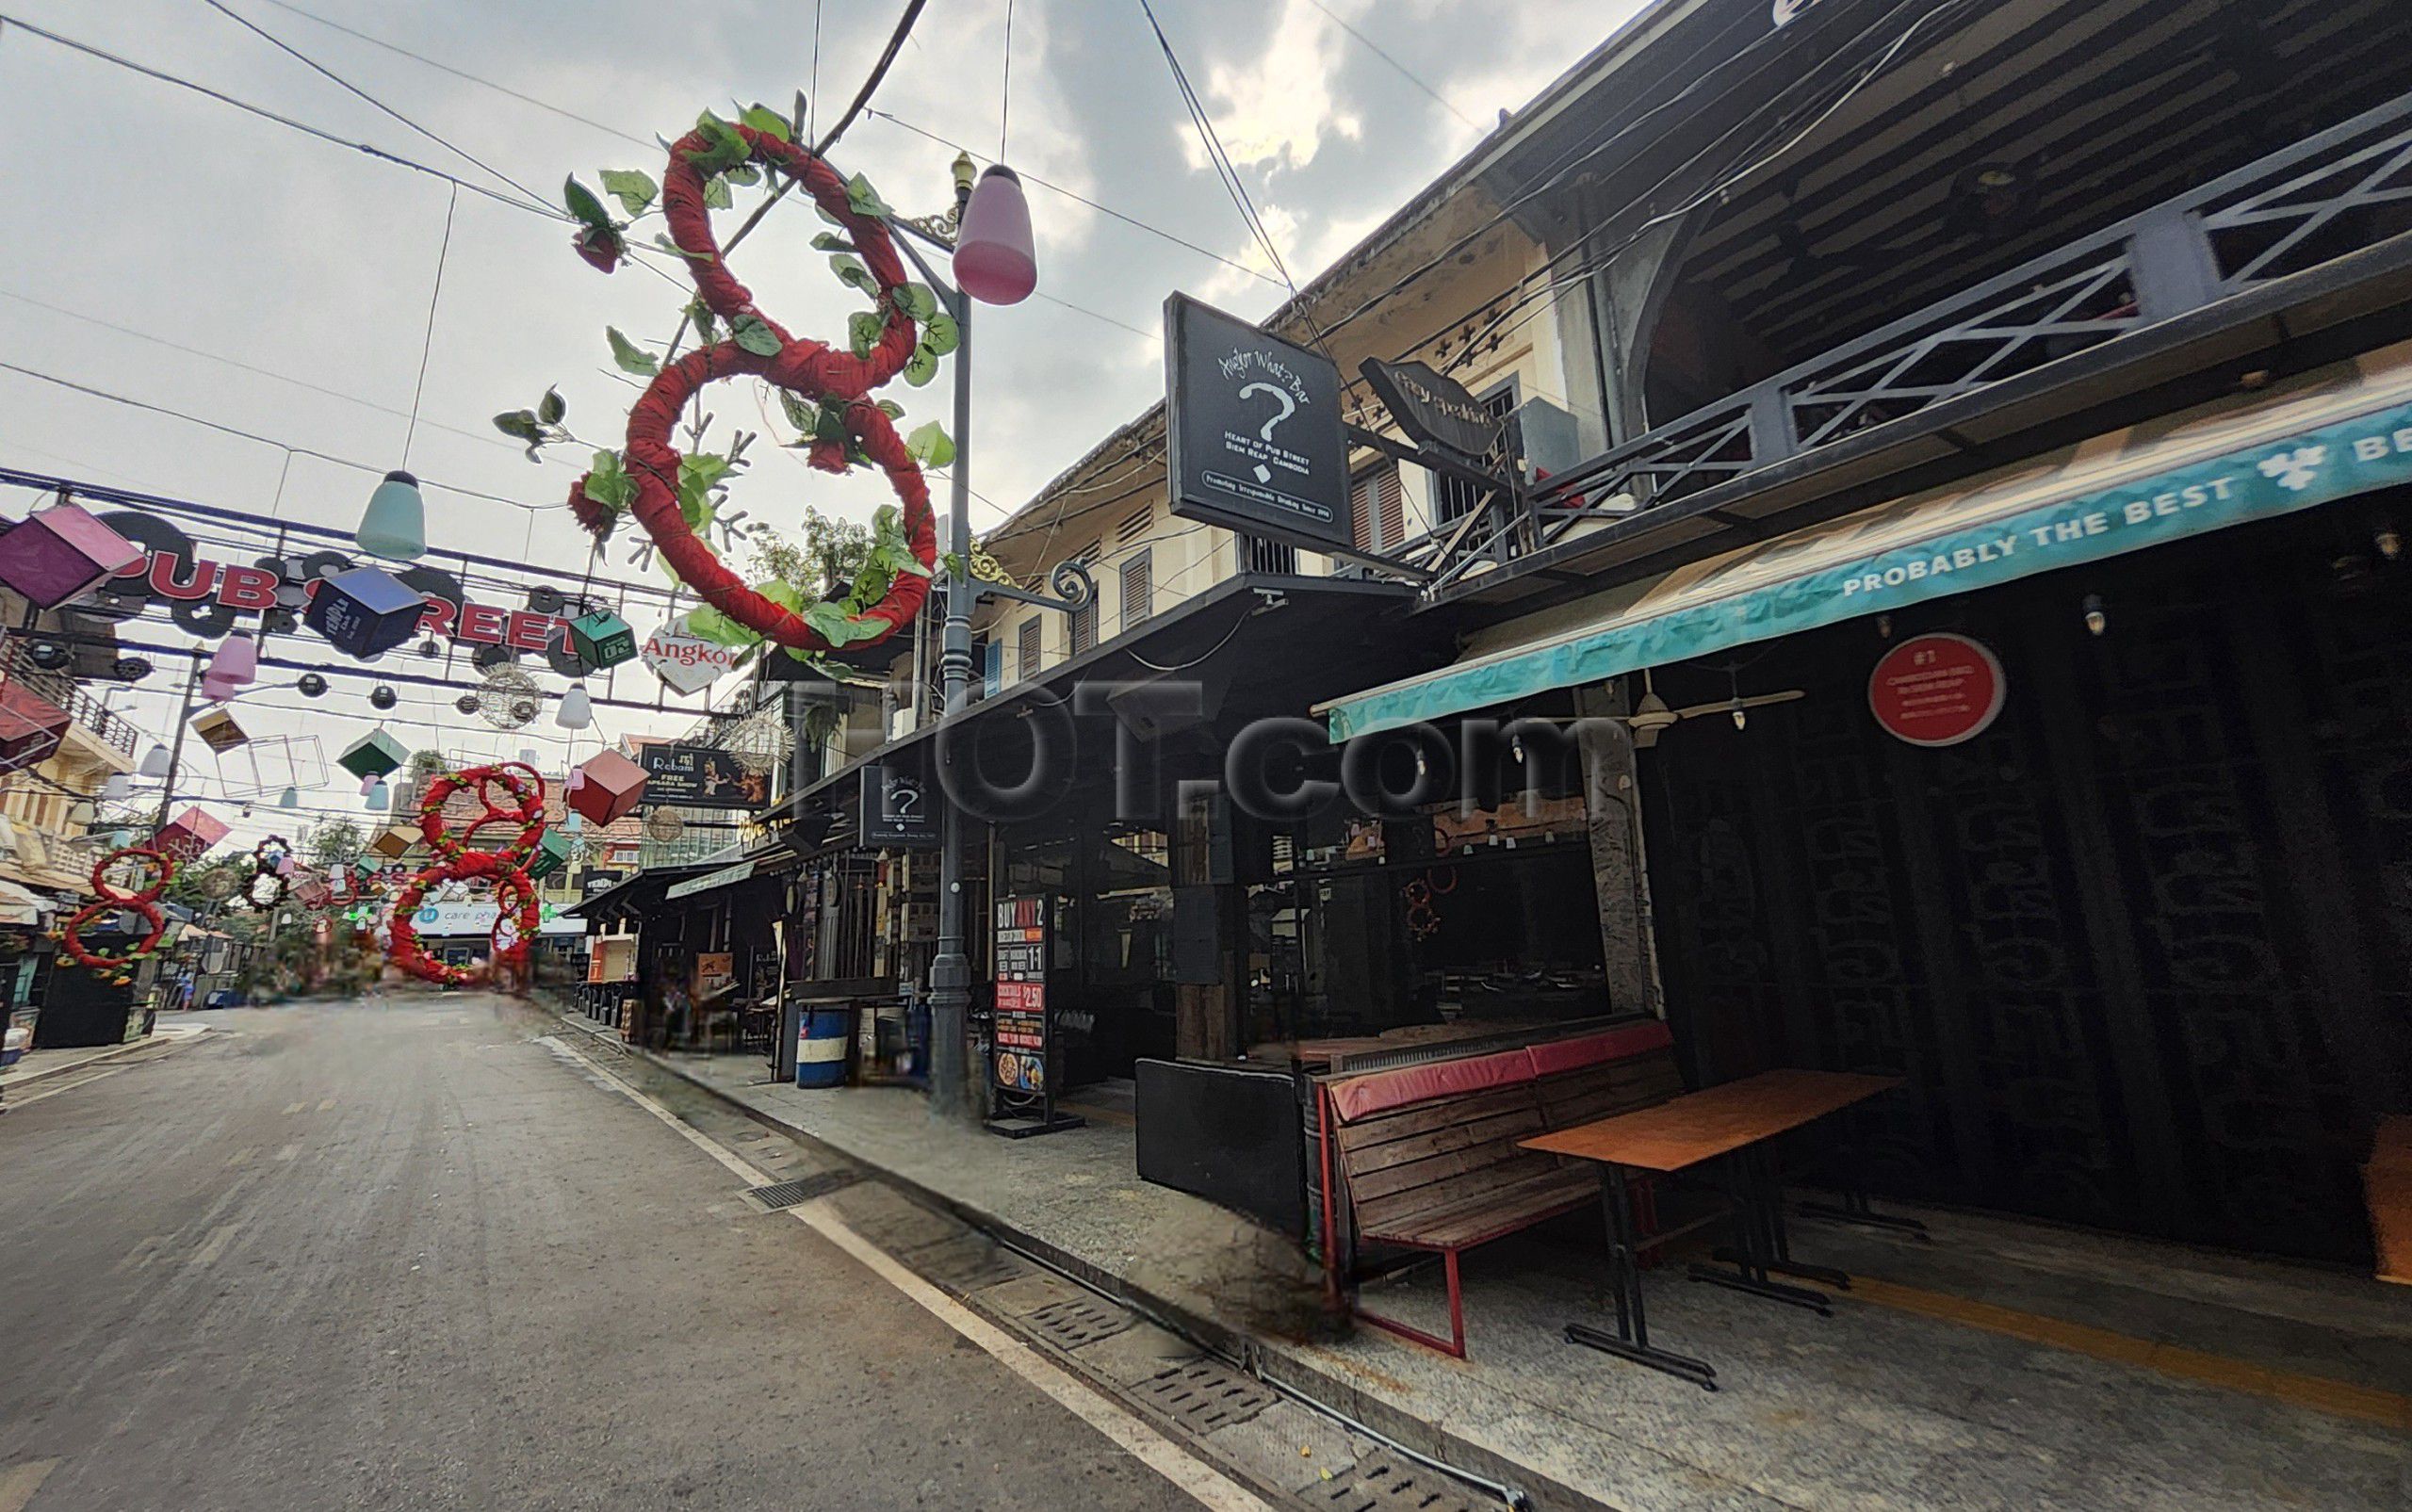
1868,632 -> 2006,747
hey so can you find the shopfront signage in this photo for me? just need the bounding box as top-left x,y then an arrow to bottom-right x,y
991,894 -> 1050,1098
1164,292 -> 1349,553
1868,633 -> 2005,747
859,762 -> 937,847
664,859 -> 756,900
695,951 -> 735,997
636,743 -> 769,810
409,901 -> 584,936
641,622 -> 742,695
1360,358 -> 1504,462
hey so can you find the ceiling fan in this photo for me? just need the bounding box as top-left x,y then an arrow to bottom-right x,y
1626,667 -> 1806,747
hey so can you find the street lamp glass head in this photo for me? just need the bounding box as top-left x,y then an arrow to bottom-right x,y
555,684 -> 594,730
955,165 -> 1036,305
103,772 -> 132,803
277,785 -> 299,809
357,470 -> 427,561
138,743 -> 171,778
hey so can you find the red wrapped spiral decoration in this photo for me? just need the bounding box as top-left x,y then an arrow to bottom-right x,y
58,847 -> 173,985
384,764 -> 547,987
569,124 -> 937,652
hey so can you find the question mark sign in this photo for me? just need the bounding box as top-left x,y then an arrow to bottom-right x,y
1237,381 -> 1296,484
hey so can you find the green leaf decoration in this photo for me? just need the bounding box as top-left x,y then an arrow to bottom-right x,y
683,604 -> 762,648
730,313 -> 783,357
810,232 -> 853,253
875,399 -> 905,419
606,326 -> 660,376
563,175 -> 612,230
815,203 -> 845,227
598,168 -> 658,216
847,310 -> 884,359
538,386 -> 567,425
724,163 -> 760,187
904,346 -> 939,387
904,420 -> 956,469
740,104 -> 793,142
582,450 -> 637,512
921,311 -> 961,357
779,391 -> 819,433
804,601 -> 888,647
685,298 -> 720,346
494,410 -> 543,442
653,234 -> 718,263
828,253 -> 875,294
687,112 -> 752,173
844,171 -> 892,219
702,174 -> 733,210
897,284 -> 940,322
751,577 -> 809,614
813,405 -> 850,443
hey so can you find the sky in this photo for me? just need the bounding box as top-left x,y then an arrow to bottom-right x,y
0,0 -> 1636,852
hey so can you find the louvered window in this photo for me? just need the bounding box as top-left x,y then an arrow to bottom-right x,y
1116,505 -> 1151,545
1120,549 -> 1153,629
1017,617 -> 1042,681
1351,463 -> 1403,551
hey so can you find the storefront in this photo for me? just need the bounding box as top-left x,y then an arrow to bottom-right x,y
1320,341 -> 2412,1267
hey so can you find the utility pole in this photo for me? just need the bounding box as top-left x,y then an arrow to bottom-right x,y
924,187 -> 978,1126
149,649 -> 204,832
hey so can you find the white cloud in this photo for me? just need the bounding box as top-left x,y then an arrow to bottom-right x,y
1181,0 -> 1363,176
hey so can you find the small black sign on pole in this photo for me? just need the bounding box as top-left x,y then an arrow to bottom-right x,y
985,893 -> 1084,1138
859,762 -> 939,848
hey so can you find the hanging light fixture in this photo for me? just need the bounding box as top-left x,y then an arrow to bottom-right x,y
365,778 -> 390,813
370,685 -> 399,711
298,674 -> 329,698
555,683 -> 594,730
103,772 -> 132,803
356,471 -> 428,561
954,166 -> 1037,305
138,743 -> 171,779
277,785 -> 299,809
563,811 -> 583,836
2082,593 -> 2108,637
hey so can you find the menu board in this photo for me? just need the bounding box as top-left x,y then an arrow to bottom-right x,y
991,895 -> 1049,1098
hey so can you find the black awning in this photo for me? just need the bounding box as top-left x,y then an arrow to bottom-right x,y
759,571 -> 1445,828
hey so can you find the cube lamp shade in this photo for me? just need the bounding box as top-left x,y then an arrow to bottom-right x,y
154,806 -> 230,865
189,707 -> 248,754
306,565 -> 427,659
294,873 -> 333,909
337,728 -> 410,781
555,684 -> 594,730
205,633 -> 258,691
0,500 -> 143,609
369,824 -> 416,859
527,828 -> 574,882
0,683 -> 70,774
565,610 -> 637,670
566,749 -> 646,826
954,166 -> 1036,306
356,470 -> 427,561
139,743 -> 172,779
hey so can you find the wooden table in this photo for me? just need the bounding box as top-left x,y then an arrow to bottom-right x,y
1521,1069 -> 1905,1390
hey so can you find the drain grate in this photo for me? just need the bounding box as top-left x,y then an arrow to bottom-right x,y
913,1237 -> 1023,1292
1317,1455 -> 1493,1512
1026,1295 -> 1135,1350
742,1170 -> 859,1211
1131,1360 -> 1276,1433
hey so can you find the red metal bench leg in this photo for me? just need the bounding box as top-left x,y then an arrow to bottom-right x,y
1353,1246 -> 1470,1359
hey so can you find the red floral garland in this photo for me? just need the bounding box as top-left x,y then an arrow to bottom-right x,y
241,837 -> 292,911
383,765 -> 546,987
58,847 -> 173,986
567,125 -> 937,652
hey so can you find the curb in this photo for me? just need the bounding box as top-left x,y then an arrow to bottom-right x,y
6,1026 -> 208,1088
555,1011 -> 1616,1512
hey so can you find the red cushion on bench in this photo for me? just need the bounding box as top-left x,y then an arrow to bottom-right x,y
1329,1048 -> 1536,1123
1525,1019 -> 1673,1077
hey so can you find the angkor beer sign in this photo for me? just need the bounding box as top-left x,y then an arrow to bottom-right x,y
85,510 -> 593,668
1163,292 -> 1349,554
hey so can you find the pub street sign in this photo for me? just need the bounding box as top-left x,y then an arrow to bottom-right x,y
1163,292 -> 1350,555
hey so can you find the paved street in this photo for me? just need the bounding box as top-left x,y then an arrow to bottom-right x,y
0,998 -> 1208,1511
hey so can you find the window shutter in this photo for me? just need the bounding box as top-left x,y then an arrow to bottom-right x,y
1352,463 -> 1402,550
982,640 -> 1002,697
1018,618 -> 1042,680
1120,550 -> 1153,629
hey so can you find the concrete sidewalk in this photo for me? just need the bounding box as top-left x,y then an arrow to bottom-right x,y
557,1011 -> 2412,1512
5,1019 -> 209,1089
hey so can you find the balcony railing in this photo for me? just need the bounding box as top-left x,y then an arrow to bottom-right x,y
1508,89 -> 2412,578
0,642 -> 140,759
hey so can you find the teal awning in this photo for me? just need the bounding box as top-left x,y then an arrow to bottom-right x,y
1320,341 -> 2412,740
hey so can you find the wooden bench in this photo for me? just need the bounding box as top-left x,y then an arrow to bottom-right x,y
1318,1020 -> 1682,1357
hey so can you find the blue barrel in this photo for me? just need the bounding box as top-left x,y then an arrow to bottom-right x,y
794,1006 -> 851,1088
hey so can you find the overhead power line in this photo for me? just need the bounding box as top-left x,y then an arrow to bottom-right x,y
813,0 -> 927,154
1297,0 -> 1479,130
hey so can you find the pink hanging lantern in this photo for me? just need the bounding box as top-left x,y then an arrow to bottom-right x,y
205,633 -> 258,692
953,165 -> 1036,305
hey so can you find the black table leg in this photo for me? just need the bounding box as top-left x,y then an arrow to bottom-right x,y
1755,1145 -> 1851,1291
1565,1163 -> 1718,1390
1798,1185 -> 1932,1242
1691,1146 -> 1832,1314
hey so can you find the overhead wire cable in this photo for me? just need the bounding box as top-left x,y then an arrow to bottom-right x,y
1297,0 -> 1479,130
811,0 -> 926,155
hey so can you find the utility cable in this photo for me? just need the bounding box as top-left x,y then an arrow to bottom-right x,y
400,184 -> 459,469
1298,0 -> 1478,131
812,0 -> 926,155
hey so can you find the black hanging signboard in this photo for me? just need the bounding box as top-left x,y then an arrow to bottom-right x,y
986,893 -> 1082,1137
859,762 -> 939,847
1358,358 -> 1505,463
1163,292 -> 1350,554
